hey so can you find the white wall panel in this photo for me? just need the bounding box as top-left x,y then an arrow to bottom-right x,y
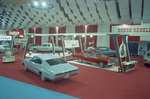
118,0 -> 130,24
42,28 -> 49,44
131,0 -> 142,24
143,0 -> 150,23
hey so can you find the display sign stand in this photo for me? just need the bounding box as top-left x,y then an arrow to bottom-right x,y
110,34 -> 137,73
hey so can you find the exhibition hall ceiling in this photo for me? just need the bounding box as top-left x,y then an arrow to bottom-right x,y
0,0 -> 149,30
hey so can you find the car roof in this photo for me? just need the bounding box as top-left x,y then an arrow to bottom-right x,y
35,54 -> 60,60
84,50 -> 99,52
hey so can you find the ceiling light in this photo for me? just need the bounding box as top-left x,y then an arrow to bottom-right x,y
74,35 -> 76,37
34,1 -> 38,6
42,2 -> 46,6
90,35 -> 93,37
56,27 -> 59,29
82,35 -> 85,37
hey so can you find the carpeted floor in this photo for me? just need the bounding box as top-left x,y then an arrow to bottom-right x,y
0,76 -> 79,99
0,53 -> 150,99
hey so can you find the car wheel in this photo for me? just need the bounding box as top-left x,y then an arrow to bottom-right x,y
24,65 -> 29,71
33,48 -> 38,52
78,58 -> 82,63
40,72 -> 47,82
98,61 -> 104,68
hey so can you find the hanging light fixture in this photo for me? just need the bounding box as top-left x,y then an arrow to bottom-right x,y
28,0 -> 53,10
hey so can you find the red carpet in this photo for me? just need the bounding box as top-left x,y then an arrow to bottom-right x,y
0,54 -> 150,99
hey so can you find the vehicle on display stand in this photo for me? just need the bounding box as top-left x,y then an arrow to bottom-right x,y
32,43 -> 39,46
0,45 -> 11,54
30,43 -> 62,52
143,51 -> 150,66
2,50 -> 15,63
94,46 -> 116,57
72,50 -> 118,68
21,54 -> 79,81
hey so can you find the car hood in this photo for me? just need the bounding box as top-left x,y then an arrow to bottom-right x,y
95,55 -> 117,60
48,63 -> 78,74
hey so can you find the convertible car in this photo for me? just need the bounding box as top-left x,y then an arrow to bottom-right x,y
30,43 -> 62,52
72,50 -> 118,68
21,54 -> 79,81
94,47 -> 116,57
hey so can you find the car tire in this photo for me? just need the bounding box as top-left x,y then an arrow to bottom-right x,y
98,61 -> 104,68
78,58 -> 82,63
33,48 -> 38,52
24,65 -> 29,71
40,72 -> 47,82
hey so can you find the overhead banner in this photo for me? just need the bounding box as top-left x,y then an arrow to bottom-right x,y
64,40 -> 79,48
111,24 -> 150,41
111,24 -> 150,33
6,30 -> 24,36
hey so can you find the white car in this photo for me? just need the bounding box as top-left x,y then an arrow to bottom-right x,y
143,51 -> 150,66
30,43 -> 62,52
21,54 -> 79,81
0,45 -> 11,54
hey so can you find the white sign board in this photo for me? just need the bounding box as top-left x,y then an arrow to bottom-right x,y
111,24 -> 150,33
0,36 -> 11,40
64,40 -> 79,48
14,39 -> 27,45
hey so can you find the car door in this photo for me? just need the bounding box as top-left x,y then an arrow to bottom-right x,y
82,52 -> 93,62
29,57 -> 43,74
32,58 -> 43,74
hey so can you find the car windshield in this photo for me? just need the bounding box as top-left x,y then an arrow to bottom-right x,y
42,44 -> 50,47
99,48 -> 108,51
93,52 -> 103,56
46,58 -> 67,66
147,53 -> 150,58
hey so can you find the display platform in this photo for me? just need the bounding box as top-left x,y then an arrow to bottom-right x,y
68,60 -> 119,72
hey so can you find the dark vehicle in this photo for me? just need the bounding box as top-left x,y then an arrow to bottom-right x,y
94,47 -> 116,57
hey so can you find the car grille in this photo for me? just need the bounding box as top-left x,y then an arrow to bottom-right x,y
55,69 -> 78,76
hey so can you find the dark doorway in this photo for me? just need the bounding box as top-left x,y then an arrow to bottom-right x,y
128,42 -> 138,55
148,43 -> 150,51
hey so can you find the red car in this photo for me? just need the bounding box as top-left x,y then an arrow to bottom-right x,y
72,50 -> 118,68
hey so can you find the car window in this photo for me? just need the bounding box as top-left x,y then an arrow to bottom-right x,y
46,58 -> 67,66
83,52 -> 93,56
94,52 -> 103,56
147,53 -> 150,58
99,48 -> 108,51
42,44 -> 47,47
31,57 -> 42,64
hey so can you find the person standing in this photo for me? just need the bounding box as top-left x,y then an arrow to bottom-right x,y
139,47 -> 144,59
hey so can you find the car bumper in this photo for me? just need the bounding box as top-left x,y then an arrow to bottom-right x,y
52,73 -> 78,81
144,61 -> 150,64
